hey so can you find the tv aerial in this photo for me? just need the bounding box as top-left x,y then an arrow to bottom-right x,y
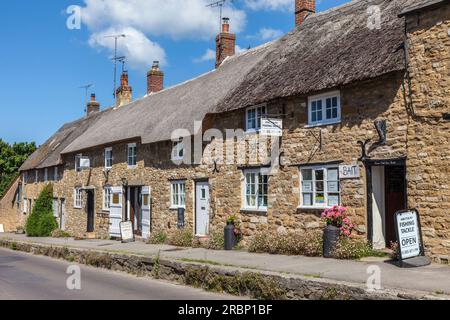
104,34 -> 126,98
206,0 -> 234,32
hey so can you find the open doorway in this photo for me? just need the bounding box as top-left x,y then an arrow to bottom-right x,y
127,186 -> 143,236
368,160 -> 407,249
86,190 -> 95,233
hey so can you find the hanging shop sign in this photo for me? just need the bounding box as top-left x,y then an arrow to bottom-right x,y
261,118 -> 283,137
394,209 -> 430,268
339,164 -> 360,179
120,221 -> 135,243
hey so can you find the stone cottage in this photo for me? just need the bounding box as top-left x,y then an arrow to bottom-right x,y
1,0 -> 449,262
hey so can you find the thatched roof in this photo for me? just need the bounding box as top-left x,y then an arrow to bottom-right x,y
399,0 -> 449,16
19,110 -> 108,171
22,0 -> 434,168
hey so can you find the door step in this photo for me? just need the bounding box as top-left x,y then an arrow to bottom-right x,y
86,232 -> 97,239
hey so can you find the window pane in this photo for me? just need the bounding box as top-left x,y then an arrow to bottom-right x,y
328,194 -> 340,206
328,168 -> 338,181
315,193 -> 325,205
315,169 -> 324,181
302,169 -> 312,181
303,193 -> 313,206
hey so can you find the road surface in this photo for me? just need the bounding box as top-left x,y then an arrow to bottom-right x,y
0,248 -> 242,300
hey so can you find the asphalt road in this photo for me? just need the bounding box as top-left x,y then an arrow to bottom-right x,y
0,248 -> 242,300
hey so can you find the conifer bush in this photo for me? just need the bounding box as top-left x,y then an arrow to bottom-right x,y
25,184 -> 58,237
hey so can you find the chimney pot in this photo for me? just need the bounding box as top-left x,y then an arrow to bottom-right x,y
116,71 -> 133,108
147,62 -> 164,94
216,17 -> 236,68
86,93 -> 100,116
295,0 -> 315,27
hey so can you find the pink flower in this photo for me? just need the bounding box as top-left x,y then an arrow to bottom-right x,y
343,217 -> 349,224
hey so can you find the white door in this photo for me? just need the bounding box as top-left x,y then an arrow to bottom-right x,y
195,182 -> 210,236
109,186 -> 123,238
141,186 -> 151,239
60,199 -> 66,230
372,166 -> 386,249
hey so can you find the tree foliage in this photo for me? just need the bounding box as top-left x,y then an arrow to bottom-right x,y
25,183 -> 58,237
0,139 -> 36,197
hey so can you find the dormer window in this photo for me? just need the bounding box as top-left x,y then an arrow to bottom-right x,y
246,104 -> 267,132
308,91 -> 341,126
171,140 -> 184,161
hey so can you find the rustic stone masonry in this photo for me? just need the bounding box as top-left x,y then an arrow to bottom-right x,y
404,4 -> 450,261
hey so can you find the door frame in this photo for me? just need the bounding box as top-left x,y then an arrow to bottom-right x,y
364,158 -> 407,247
195,180 -> 210,237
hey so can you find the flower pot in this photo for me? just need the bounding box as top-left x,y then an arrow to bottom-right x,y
323,224 -> 340,258
224,222 -> 236,250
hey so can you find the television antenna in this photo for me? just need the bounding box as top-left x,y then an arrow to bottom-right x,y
206,0 -> 234,32
79,84 -> 94,104
104,34 -> 126,98
113,56 -> 127,73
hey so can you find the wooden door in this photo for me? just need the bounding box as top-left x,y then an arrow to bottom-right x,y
86,190 -> 95,233
384,166 -> 406,245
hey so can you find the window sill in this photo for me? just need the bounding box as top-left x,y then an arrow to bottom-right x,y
305,121 -> 341,128
127,165 -> 137,169
240,208 -> 267,215
74,206 -> 82,210
298,206 -> 333,211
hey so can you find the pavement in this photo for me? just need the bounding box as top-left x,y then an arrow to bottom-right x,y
0,248 -> 243,300
2,233 -> 450,296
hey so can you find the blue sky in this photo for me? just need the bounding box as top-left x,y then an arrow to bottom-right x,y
0,0 -> 350,145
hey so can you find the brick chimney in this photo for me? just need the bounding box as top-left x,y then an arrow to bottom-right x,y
147,61 -> 164,94
86,93 -> 100,116
295,0 -> 315,27
216,17 -> 236,68
115,71 -> 132,108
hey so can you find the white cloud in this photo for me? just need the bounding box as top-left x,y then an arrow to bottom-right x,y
194,49 -> 216,63
257,27 -> 284,40
244,0 -> 293,11
79,0 -> 247,70
235,45 -> 248,54
81,0 -> 246,39
89,27 -> 167,70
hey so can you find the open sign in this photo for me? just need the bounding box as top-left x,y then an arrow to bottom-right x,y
395,210 -> 422,260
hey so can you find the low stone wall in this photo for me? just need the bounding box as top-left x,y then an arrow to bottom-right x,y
0,239 -> 445,300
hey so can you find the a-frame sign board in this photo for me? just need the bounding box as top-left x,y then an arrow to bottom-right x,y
394,209 -> 431,268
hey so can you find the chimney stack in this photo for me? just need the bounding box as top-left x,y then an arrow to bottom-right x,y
115,71 -> 133,108
295,0 -> 315,27
215,17 -> 236,68
147,61 -> 164,94
86,93 -> 100,116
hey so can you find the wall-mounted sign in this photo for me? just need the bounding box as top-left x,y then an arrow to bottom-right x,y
394,209 -> 430,268
339,164 -> 360,179
79,157 -> 91,169
261,119 -> 283,137
120,221 -> 135,243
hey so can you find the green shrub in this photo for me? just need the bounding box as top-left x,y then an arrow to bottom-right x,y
51,229 -> 72,238
25,184 -> 58,237
332,238 -> 387,260
148,229 -> 168,244
206,230 -> 225,250
248,231 -> 323,257
168,228 -> 194,247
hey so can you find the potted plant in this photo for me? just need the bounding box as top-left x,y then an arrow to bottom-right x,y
224,215 -> 241,250
321,206 -> 354,258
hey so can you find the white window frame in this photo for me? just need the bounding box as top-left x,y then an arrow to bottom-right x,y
299,165 -> 341,209
127,143 -> 137,168
307,91 -> 341,127
35,170 -> 38,183
242,169 -> 269,212
245,104 -> 267,132
75,154 -> 82,172
171,140 -> 184,161
54,167 -> 58,181
103,186 -> 112,211
170,180 -> 186,209
104,147 -> 113,169
74,188 -> 83,209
